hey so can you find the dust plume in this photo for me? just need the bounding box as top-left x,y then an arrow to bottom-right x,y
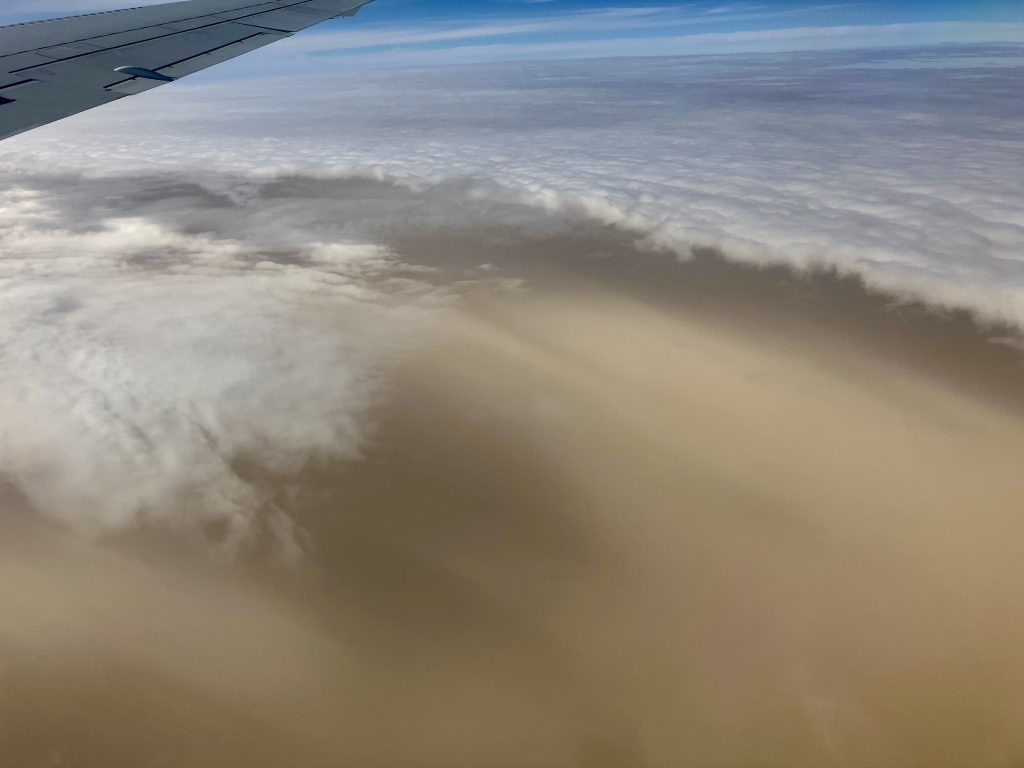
1,39 -> 1023,765
4,231 -> 1024,765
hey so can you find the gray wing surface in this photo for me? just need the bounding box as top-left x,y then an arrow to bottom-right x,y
0,0 -> 372,141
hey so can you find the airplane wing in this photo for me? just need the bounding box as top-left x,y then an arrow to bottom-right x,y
0,0 -> 373,142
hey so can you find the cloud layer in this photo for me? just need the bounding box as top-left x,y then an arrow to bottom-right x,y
0,44 -> 1022,537
7,44 -> 1022,321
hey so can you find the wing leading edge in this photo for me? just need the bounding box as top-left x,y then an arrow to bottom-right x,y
0,0 -> 373,142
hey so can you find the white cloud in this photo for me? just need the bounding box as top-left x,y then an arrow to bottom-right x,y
0,45 -> 1022,537
14,45 -> 1019,318
0,173 -> 445,543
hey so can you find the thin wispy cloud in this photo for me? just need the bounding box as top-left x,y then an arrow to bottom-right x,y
276,4 -> 865,57
5,1 -> 1012,66
280,20 -> 1024,64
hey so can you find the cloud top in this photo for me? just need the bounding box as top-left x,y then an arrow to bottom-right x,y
9,45 -> 1021,321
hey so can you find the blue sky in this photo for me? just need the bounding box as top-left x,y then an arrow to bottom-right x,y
367,0 -> 1023,27
280,0 -> 1024,68
2,1 -> 1023,68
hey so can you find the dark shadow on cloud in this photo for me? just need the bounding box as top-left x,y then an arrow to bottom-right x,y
19,168 -> 1024,396
381,206 -> 1024,417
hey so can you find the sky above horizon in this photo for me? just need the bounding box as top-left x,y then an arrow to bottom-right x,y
2,0 -> 1024,69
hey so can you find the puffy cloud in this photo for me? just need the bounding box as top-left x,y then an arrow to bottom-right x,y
0,172 -> 445,543
0,164 -> 644,541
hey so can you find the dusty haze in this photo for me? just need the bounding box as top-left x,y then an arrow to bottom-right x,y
3,210 -> 1024,767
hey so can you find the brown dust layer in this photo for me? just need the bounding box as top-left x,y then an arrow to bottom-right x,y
3,226 -> 1024,767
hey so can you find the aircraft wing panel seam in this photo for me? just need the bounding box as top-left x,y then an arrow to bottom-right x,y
2,0 -> 356,64
0,0 -> 373,142
102,29 -> 279,88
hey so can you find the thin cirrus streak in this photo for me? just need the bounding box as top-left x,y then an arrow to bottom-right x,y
0,173 -> 446,541
265,4 -> 861,55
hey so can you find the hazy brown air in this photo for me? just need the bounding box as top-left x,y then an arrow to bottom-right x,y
3,213 -> 1024,768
